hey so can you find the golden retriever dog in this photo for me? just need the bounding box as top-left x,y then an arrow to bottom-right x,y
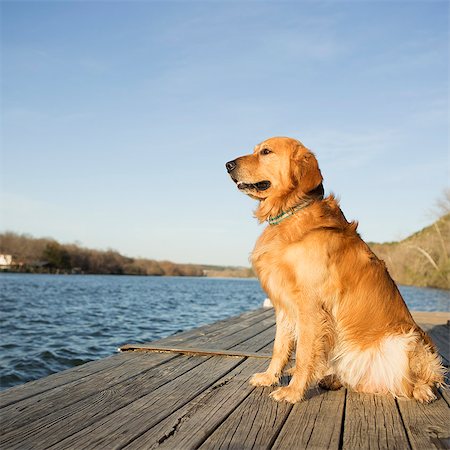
225,136 -> 445,403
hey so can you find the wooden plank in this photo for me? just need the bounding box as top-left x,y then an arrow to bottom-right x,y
412,311 -> 449,326
0,352 -> 142,408
342,391 -> 411,450
40,325 -> 276,449
124,358 -> 269,449
397,391 -> 450,449
0,313 -> 275,449
439,387 -> 450,409
440,370 -> 450,406
198,385 -> 292,450
427,324 -> 449,365
0,351 -> 177,436
155,307 -> 274,351
0,308 -> 272,409
119,344 -> 273,359
271,388 -> 346,450
1,356 -> 232,450
0,307 -> 273,420
154,307 -> 273,347
49,356 -> 244,450
123,337 -> 277,449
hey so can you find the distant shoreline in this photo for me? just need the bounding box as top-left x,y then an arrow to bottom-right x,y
0,231 -> 255,279
0,269 -> 257,279
1,211 -> 449,289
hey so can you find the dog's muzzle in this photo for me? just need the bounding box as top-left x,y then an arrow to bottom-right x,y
226,159 -> 271,191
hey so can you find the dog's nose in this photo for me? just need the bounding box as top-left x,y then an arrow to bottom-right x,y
226,160 -> 237,173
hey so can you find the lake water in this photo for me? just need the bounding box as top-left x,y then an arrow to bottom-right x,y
0,273 -> 448,391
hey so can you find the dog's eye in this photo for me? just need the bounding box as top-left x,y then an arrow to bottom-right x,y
260,148 -> 272,155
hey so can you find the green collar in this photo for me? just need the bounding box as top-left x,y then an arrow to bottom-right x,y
267,198 -> 315,225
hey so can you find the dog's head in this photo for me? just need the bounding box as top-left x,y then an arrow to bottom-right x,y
226,137 -> 323,220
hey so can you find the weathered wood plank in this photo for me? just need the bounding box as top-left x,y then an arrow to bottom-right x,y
0,308 -> 272,409
0,313 -> 275,449
440,388 -> 450,408
123,338 -> 277,449
154,307 -> 273,347
272,388 -> 346,450
440,370 -> 450,406
0,308 -> 274,433
0,354 -> 211,449
46,356 -> 242,450
342,391 -> 411,450
124,360 -> 269,449
0,351 -> 177,436
397,391 -> 450,450
412,311 -> 449,326
0,352 -> 142,408
426,324 -> 450,365
198,385 -> 292,450
42,325 -> 276,449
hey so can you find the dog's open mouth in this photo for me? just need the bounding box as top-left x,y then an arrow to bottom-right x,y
236,180 -> 271,191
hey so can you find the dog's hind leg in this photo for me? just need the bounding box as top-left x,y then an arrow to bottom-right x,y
250,310 -> 295,387
319,374 -> 343,391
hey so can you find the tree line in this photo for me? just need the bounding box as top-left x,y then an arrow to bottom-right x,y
2,191 -> 447,286
0,232 -> 248,277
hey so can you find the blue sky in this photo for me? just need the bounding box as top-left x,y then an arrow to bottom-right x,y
1,1 -> 448,266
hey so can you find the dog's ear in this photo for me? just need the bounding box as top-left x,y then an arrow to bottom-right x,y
294,151 -> 323,194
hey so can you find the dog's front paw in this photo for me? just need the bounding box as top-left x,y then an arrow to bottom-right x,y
269,386 -> 303,403
249,372 -> 279,387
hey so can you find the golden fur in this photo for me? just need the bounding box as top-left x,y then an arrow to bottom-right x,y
226,136 -> 445,403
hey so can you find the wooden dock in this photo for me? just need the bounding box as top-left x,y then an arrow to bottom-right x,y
0,309 -> 449,449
